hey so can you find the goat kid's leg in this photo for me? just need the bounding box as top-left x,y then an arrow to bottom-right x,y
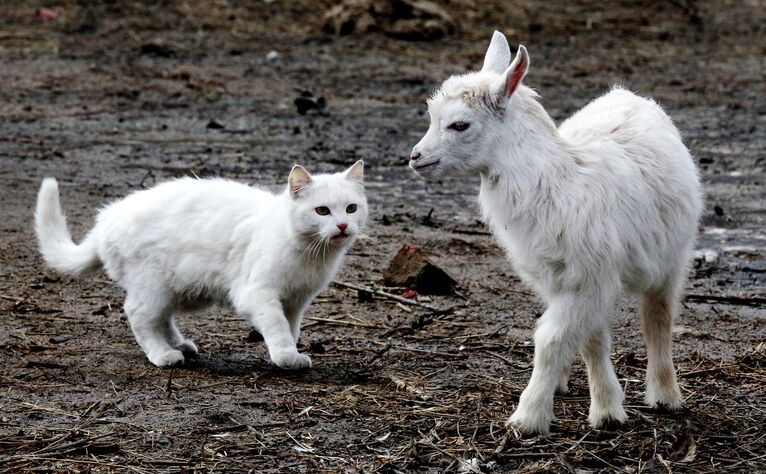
556,362 -> 572,394
508,296 -> 584,435
124,286 -> 185,367
580,328 -> 627,428
236,290 -> 311,369
641,288 -> 683,409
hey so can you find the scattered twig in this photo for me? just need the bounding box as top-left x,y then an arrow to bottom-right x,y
333,280 -> 444,312
366,343 -> 392,365
305,316 -> 386,329
166,367 -> 176,398
685,294 -> 766,307
373,341 -> 465,359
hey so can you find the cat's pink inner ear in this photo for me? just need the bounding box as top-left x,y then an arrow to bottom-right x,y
345,160 -> 364,182
289,165 -> 313,198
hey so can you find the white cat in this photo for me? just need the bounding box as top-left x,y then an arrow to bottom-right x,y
35,161 -> 367,369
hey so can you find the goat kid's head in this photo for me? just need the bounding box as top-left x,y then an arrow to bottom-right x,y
410,31 -> 529,180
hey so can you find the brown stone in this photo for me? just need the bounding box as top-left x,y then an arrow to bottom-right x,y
383,245 -> 457,295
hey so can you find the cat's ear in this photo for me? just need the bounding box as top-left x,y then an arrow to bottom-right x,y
344,160 -> 364,183
289,165 -> 313,198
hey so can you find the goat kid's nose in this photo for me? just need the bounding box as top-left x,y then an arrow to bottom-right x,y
410,151 -> 421,161
337,223 -> 348,232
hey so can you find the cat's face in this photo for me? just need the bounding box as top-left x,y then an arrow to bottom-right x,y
287,161 -> 368,252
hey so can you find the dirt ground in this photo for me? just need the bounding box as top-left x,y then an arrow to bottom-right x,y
1,1 -> 764,472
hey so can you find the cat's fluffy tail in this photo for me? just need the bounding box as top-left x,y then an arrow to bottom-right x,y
35,178 -> 100,276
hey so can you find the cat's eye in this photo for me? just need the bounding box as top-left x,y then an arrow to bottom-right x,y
315,206 -> 330,216
447,122 -> 470,132
346,204 -> 357,214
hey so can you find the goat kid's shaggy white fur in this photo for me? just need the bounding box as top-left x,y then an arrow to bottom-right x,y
35,162 -> 367,369
410,31 -> 702,434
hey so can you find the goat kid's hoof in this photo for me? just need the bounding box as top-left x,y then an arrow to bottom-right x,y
507,410 -> 552,436
271,350 -> 312,370
645,388 -> 683,411
589,408 -> 628,430
149,349 -> 185,367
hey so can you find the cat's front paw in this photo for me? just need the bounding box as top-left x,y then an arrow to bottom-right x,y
270,349 -> 312,370
149,349 -> 185,367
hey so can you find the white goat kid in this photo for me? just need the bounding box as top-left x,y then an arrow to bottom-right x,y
410,31 -> 702,434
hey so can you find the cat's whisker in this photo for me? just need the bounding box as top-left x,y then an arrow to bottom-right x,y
321,236 -> 329,266
305,237 -> 322,262
300,232 -> 326,262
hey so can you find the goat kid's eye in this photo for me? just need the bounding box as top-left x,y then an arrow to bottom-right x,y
346,204 -> 357,214
447,122 -> 470,132
315,206 -> 331,216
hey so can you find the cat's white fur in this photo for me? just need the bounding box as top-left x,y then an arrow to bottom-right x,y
410,31 -> 702,434
35,161 -> 367,369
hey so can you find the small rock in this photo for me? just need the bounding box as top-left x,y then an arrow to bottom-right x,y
383,245 -> 457,295
357,289 -> 374,303
309,340 -> 326,353
265,50 -> 281,61
139,42 -> 175,58
35,8 -> 58,20
694,249 -> 719,269
294,90 -> 328,115
322,0 -> 456,40
206,119 -> 225,130
714,204 -> 724,216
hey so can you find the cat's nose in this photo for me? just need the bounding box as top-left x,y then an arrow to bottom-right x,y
337,223 -> 348,233
410,151 -> 421,161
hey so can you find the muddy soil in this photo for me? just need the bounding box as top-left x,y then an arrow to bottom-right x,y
1,1 -> 764,472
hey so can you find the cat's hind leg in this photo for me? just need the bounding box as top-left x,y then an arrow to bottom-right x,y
163,316 -> 198,356
124,285 -> 185,367
285,303 -> 309,345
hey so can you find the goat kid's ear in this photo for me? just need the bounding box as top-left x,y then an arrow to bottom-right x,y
344,160 -> 364,182
289,165 -> 313,198
490,44 -> 530,105
482,30 -> 511,75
